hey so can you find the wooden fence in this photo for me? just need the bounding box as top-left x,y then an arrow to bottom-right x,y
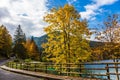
6,62 -> 120,80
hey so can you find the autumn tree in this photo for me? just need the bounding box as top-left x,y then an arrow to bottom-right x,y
25,36 -> 40,60
0,25 -> 12,58
95,14 -> 120,61
13,25 -> 27,59
90,41 -> 104,61
42,4 -> 91,64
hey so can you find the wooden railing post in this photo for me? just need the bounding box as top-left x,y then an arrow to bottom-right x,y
16,63 -> 17,69
6,62 -> 8,67
45,63 -> 47,73
60,64 -> 62,75
20,62 -> 21,69
67,63 -> 70,76
26,63 -> 28,70
27,63 -> 29,70
34,63 -> 37,72
79,64 -> 82,77
9,62 -> 10,67
12,62 -> 13,68
115,62 -> 119,80
106,64 -> 110,80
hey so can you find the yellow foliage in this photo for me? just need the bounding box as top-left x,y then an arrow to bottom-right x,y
25,38 -> 39,60
95,14 -> 120,59
42,4 -> 91,64
0,25 -> 12,57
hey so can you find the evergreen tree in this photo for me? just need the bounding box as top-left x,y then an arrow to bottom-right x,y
13,25 -> 27,59
13,43 -> 27,59
14,25 -> 26,44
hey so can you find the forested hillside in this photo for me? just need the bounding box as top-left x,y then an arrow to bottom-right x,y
33,35 -> 47,50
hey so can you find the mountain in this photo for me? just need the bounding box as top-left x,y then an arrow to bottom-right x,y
33,34 -> 103,50
33,35 -> 47,50
90,41 -> 104,47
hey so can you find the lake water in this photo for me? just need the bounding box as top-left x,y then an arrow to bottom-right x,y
85,60 -> 120,80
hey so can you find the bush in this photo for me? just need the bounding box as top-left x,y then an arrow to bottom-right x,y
24,58 -> 32,62
14,59 -> 20,62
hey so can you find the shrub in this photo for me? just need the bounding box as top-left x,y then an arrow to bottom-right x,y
24,58 -> 32,62
14,59 -> 20,62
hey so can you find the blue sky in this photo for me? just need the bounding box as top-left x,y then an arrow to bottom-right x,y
0,0 -> 120,39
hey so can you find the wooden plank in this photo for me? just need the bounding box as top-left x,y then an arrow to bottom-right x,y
61,67 -> 106,70
61,72 -> 107,76
109,73 -> 120,75
107,66 -> 120,68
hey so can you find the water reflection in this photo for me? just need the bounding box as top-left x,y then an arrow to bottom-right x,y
85,60 -> 120,80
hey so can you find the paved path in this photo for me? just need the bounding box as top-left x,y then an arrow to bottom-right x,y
0,68 -> 43,80
0,60 -> 43,80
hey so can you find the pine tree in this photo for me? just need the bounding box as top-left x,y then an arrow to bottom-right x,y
14,25 -> 26,44
13,25 -> 27,59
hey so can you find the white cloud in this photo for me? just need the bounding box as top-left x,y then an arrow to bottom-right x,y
67,0 -> 77,5
94,0 -> 118,6
0,0 -> 48,37
80,0 -> 118,20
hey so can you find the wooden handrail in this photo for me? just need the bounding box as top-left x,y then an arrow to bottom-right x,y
6,61 -> 120,80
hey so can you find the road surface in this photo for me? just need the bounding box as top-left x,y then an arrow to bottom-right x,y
0,60 -> 43,80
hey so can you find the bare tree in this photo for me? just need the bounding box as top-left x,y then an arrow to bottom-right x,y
95,14 -> 120,61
